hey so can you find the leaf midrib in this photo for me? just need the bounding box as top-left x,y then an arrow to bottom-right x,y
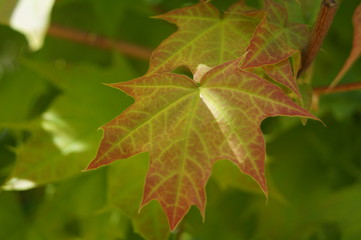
172,93 -> 201,224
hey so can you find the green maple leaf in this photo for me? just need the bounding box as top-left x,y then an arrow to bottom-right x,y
147,0 -> 261,75
87,59 -> 318,229
85,0 -> 319,231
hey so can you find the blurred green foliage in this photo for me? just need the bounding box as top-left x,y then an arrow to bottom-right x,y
0,0 -> 360,239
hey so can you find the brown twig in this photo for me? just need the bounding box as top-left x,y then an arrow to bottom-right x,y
47,24 -> 152,60
313,82 -> 361,95
299,0 -> 338,76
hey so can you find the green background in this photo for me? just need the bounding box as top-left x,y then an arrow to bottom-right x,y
0,0 -> 360,239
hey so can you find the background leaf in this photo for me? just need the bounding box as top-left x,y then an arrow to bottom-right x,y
108,153 -> 170,240
3,58 -> 134,187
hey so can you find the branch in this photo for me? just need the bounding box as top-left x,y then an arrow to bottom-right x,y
299,0 -> 338,76
313,82 -> 361,95
47,24 -> 152,60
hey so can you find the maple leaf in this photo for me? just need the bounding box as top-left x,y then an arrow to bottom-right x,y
241,0 -> 310,69
87,59 -> 318,230
147,1 -> 261,75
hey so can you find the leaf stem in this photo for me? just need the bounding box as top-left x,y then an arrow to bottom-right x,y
47,24 -> 152,60
299,0 -> 338,76
313,82 -> 361,95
